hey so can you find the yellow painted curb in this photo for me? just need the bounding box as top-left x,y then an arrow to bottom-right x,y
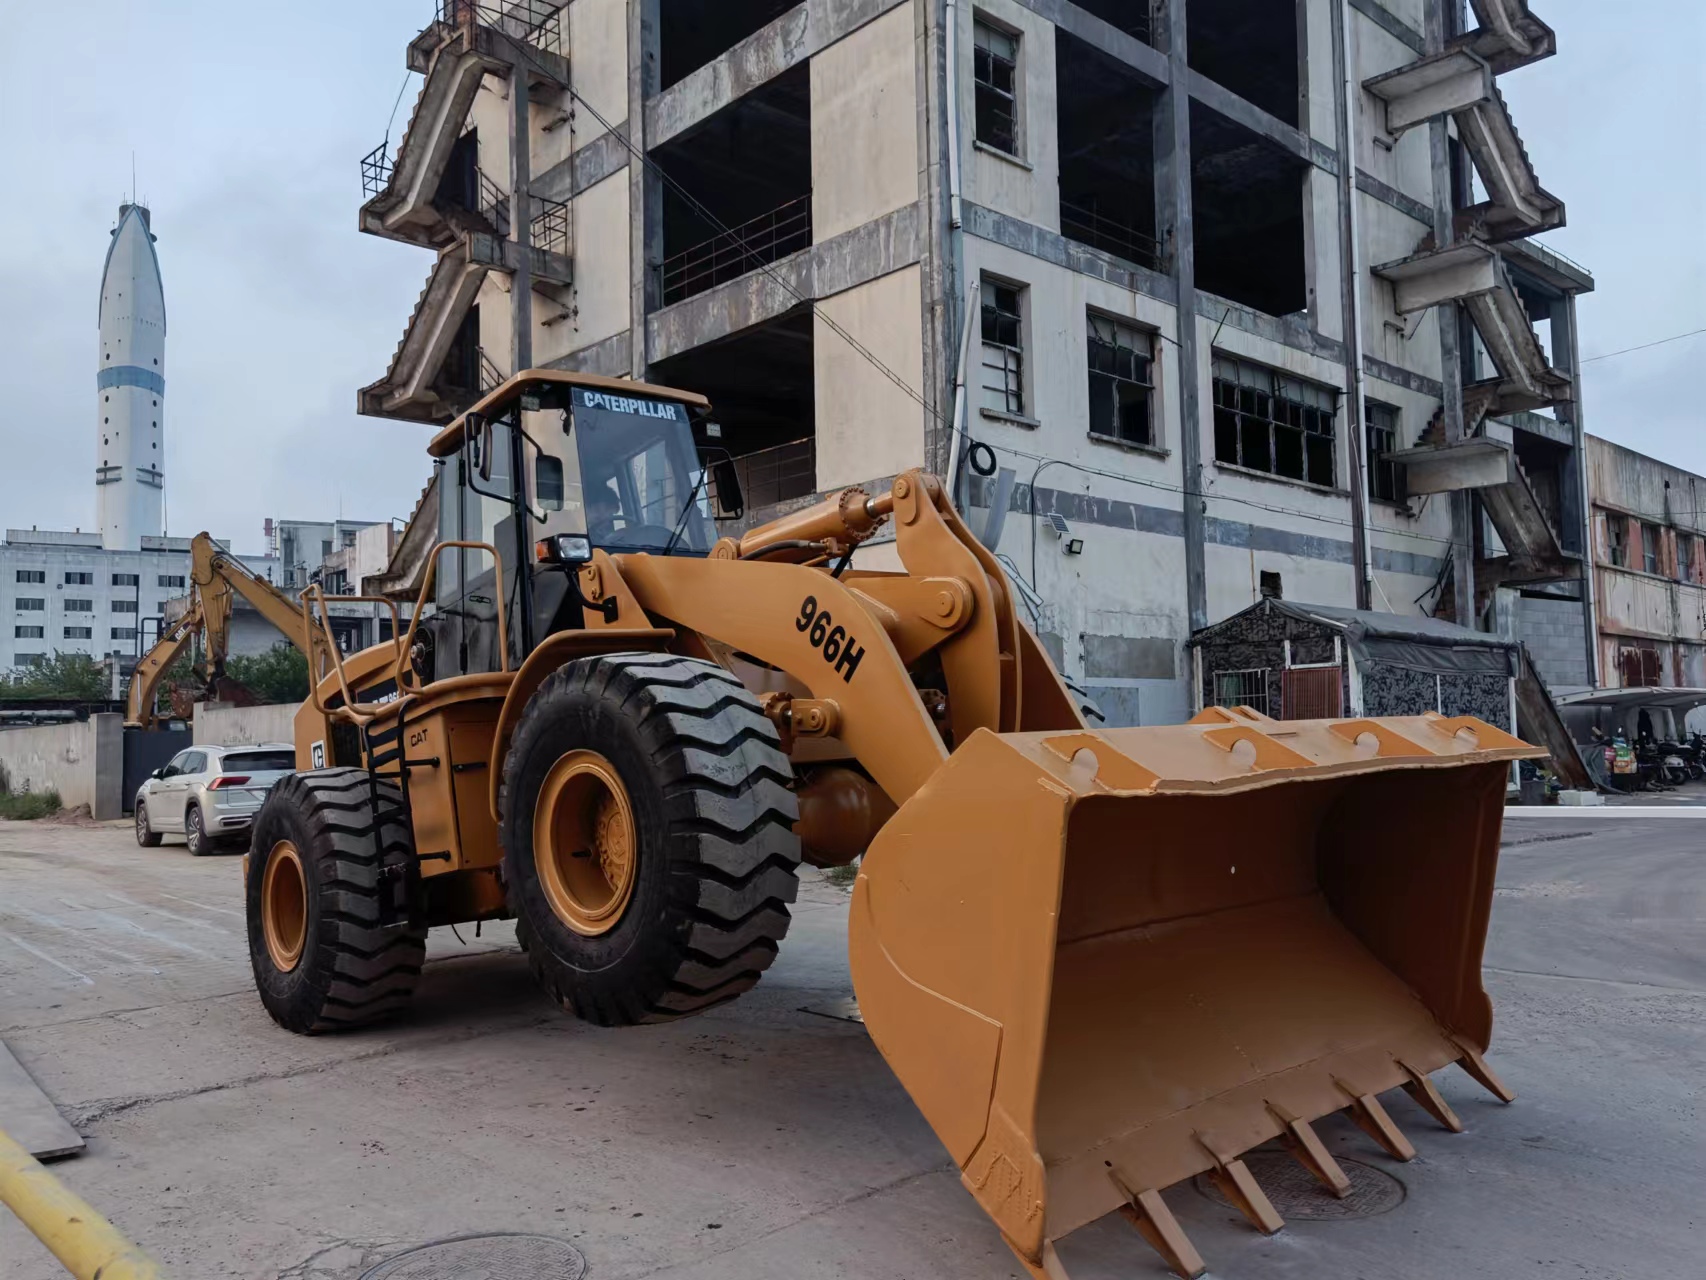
0,1126 -> 163,1279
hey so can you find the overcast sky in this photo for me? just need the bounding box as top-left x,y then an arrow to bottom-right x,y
0,0 -> 1700,554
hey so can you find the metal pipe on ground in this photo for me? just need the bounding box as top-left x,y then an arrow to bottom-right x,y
0,1126 -> 164,1280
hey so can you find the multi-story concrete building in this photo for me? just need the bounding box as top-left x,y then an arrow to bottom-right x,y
358,0 -> 1591,724
1585,435 -> 1706,691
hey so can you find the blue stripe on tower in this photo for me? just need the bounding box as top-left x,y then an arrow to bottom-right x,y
96,366 -> 166,396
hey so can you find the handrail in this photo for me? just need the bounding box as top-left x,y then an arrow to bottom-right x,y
396,541 -> 512,698
299,586 -> 406,724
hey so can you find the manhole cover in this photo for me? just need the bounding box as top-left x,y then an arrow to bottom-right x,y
361,1234 -> 588,1279
1193,1151 -> 1405,1221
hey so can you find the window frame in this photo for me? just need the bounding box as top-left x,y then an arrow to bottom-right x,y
1211,354 -> 1340,489
63,626 -> 93,640
979,276 -> 1028,419
64,571 -> 93,585
1364,400 -> 1405,505
1086,312 -> 1157,450
973,17 -> 1022,158
110,626 -> 139,641
14,598 -> 45,612
14,625 -> 44,639
1641,522 -> 1662,576
111,572 -> 139,587
15,569 -> 45,584
1606,515 -> 1628,568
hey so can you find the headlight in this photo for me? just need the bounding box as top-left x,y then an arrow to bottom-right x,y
535,534 -> 593,565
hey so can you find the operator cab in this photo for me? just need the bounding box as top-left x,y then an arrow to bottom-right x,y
421,372 -> 742,682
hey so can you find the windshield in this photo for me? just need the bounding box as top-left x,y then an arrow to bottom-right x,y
221,750 -> 295,773
548,388 -> 714,555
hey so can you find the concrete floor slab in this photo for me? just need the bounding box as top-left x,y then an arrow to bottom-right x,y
0,813 -> 1700,1280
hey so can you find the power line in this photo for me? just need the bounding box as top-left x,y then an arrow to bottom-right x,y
1581,327 -> 1706,365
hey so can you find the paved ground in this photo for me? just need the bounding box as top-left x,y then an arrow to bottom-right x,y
0,811 -> 1700,1280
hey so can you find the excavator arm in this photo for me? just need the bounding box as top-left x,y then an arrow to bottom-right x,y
124,533 -> 330,728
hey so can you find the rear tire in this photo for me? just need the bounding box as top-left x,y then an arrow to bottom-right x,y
135,802 -> 162,847
185,805 -> 212,856
246,769 -> 426,1034
501,653 -> 801,1025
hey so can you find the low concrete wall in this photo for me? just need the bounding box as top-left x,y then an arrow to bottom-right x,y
0,714 -> 123,819
192,702 -> 299,749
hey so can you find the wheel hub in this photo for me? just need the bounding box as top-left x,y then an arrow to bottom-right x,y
534,751 -> 638,936
261,840 -> 308,972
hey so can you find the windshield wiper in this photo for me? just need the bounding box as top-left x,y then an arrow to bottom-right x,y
661,471 -> 710,557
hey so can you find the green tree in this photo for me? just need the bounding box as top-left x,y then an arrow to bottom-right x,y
0,652 -> 110,701
224,644 -> 310,704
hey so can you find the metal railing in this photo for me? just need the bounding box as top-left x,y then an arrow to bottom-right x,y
478,348 -> 506,393
1061,199 -> 1159,270
477,167 -> 511,234
730,437 -> 817,510
361,142 -> 394,200
532,194 -> 570,257
441,0 -> 566,56
660,195 -> 813,306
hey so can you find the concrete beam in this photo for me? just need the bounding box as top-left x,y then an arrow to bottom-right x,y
1195,290 -> 1348,365
1355,169 -> 1433,225
1462,0 -> 1557,73
532,124 -> 631,206
1011,0 -> 1170,85
1373,241 -> 1499,314
1364,48 -> 1492,134
1364,354 -> 1445,399
1349,0 -> 1425,54
1185,70 -> 1337,174
960,201 -> 1177,304
545,329 -> 634,379
647,0 -> 909,150
646,201 -> 920,363
1389,437 -> 1514,494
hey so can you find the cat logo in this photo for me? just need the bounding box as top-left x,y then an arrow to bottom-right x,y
310,740 -> 326,769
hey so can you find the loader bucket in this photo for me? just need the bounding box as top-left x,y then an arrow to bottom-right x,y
849,711 -> 1540,1279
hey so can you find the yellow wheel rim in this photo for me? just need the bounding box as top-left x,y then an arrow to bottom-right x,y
534,750 -> 638,937
261,840 -> 309,972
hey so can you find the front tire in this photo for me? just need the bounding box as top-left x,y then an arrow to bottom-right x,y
135,801 -> 162,847
246,770 -> 426,1034
501,653 -> 801,1025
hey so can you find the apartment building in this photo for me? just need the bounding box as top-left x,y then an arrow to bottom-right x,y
357,0 -> 1590,724
1586,436 -> 1706,690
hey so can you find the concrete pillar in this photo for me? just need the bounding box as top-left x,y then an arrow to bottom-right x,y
91,713 -> 123,822
1154,1 -> 1207,632
1552,291 -> 1600,684
1331,0 -> 1372,610
511,63 -> 534,372
919,0 -> 958,478
628,0 -> 661,378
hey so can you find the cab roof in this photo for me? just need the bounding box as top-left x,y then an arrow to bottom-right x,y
427,370 -> 711,459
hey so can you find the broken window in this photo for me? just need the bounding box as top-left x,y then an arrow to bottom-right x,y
1606,515 -> 1628,568
1678,533 -> 1698,585
980,278 -> 1026,416
1056,29 -> 1158,269
974,20 -> 1020,156
1212,354 -> 1336,487
1086,314 -> 1153,447
1190,104 -> 1307,316
1366,400 -> 1403,504
1071,0 -> 1154,44
1259,570 -> 1283,599
1642,522 -> 1662,575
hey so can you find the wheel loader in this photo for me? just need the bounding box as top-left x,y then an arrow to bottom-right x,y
247,369 -> 1540,1279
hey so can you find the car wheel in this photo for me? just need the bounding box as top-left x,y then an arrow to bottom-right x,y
135,801 -> 162,848
186,805 -> 211,856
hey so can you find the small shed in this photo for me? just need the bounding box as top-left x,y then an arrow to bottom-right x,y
1187,599 -> 1518,730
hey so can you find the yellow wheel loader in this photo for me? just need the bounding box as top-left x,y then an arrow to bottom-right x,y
247,370 -> 1540,1279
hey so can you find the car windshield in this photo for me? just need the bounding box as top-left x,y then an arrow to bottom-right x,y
222,750 -> 295,773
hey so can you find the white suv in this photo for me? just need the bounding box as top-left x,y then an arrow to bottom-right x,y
135,743 -> 297,855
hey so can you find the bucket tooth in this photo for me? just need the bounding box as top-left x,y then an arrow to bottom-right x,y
1109,1172 -> 1206,1279
1455,1040 -> 1517,1103
1013,1240 -> 1071,1280
1195,1139 -> 1284,1235
1335,1079 -> 1417,1161
1267,1103 -> 1351,1198
1401,1061 -> 1465,1132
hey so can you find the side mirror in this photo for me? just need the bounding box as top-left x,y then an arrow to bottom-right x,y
150,767 -> 165,780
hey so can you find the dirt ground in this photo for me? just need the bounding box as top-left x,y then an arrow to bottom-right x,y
0,812 -> 1701,1280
